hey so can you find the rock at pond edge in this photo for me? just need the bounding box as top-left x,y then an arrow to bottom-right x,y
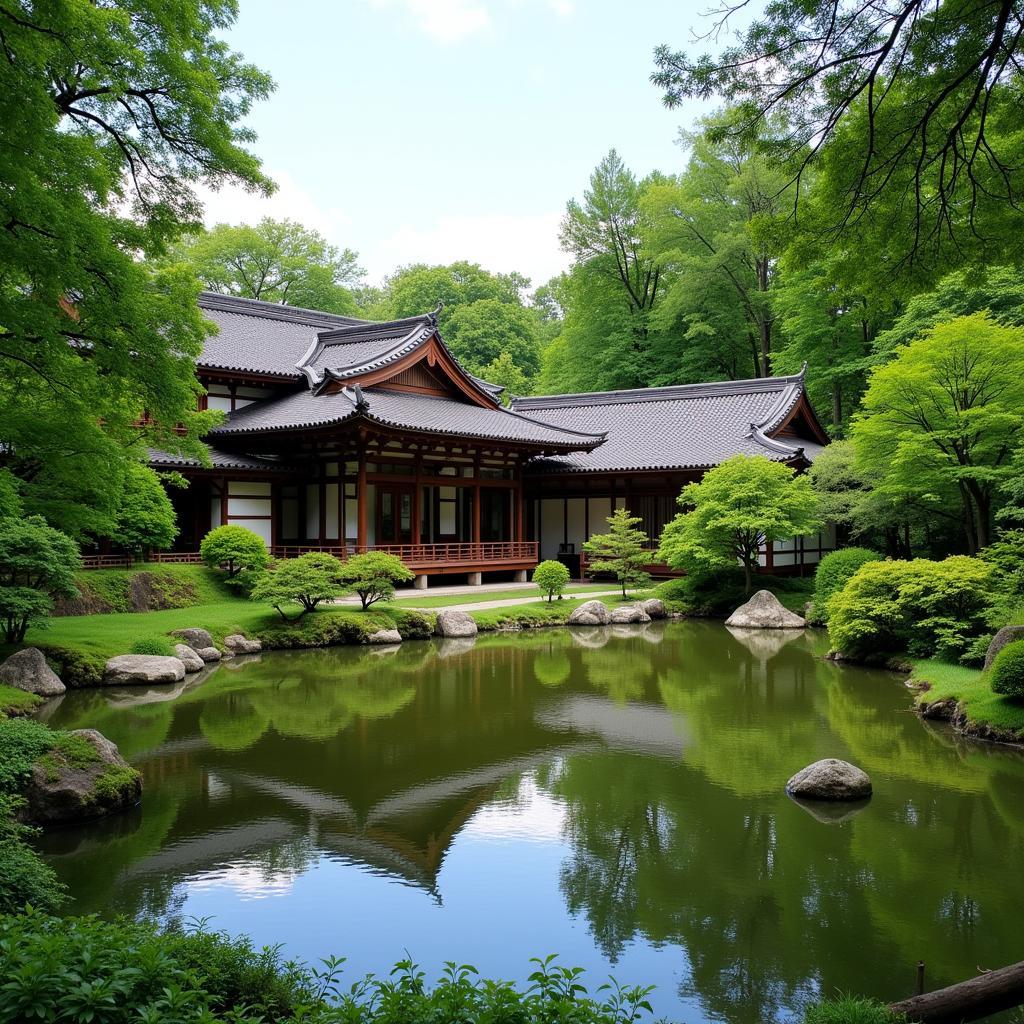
435,609 -> 478,638
568,600 -> 611,626
171,627 -> 214,651
19,728 -> 141,825
104,654 -> 185,685
0,647 -> 65,697
173,644 -> 205,673
984,626 -> 1024,670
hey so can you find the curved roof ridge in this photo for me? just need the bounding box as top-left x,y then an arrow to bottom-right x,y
511,371 -> 806,411
198,291 -> 369,328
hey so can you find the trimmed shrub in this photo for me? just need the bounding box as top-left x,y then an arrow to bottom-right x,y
828,556 -> 994,660
533,559 -> 571,602
339,551 -> 415,610
250,553 -> 346,620
813,547 -> 882,624
200,525 -> 271,585
991,641 -> 1024,698
130,636 -> 176,657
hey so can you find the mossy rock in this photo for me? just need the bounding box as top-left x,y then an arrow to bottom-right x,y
19,729 -> 141,825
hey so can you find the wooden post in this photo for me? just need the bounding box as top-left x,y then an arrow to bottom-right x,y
357,449 -> 367,551
472,482 -> 481,546
516,482 -> 524,543
413,455 -> 422,549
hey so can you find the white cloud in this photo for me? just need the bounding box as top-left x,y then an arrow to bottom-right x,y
364,210 -> 569,287
366,0 -> 572,45
369,0 -> 490,44
195,169 -> 353,242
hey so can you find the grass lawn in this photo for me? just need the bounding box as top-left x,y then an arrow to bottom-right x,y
0,685 -> 43,718
911,658 -> 1024,736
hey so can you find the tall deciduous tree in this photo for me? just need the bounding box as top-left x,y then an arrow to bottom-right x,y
659,455 -> 820,593
0,0 -> 272,535
172,218 -> 362,314
653,0 -> 1024,273
851,313 -> 1024,552
443,299 -> 541,379
643,112 -> 795,377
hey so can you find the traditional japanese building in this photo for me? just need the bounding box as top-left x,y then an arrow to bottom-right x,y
140,292 -> 833,584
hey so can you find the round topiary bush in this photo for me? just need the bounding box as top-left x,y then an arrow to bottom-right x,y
533,559 -> 571,602
991,640 -> 1024,698
814,547 -> 882,623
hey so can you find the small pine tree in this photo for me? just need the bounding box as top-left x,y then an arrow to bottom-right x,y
583,508 -> 652,597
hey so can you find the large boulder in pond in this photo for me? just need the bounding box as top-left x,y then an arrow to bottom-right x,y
104,655 -> 185,686
224,634 -> 262,655
19,729 -> 141,825
435,609 -> 478,638
984,626 -> 1024,670
641,598 -> 667,620
568,600 -> 611,626
609,604 -> 652,624
726,590 -> 806,629
173,644 -> 205,673
194,647 -> 221,664
0,647 -> 65,697
171,627 -> 214,651
786,759 -> 872,801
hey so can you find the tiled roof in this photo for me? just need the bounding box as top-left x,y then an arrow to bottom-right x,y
209,386 -> 605,450
510,374 -> 815,473
148,447 -> 295,473
197,293 -> 367,379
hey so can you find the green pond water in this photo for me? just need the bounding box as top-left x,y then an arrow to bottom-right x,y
35,621 -> 1024,1023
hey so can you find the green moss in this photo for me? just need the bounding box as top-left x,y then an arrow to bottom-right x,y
913,657 -> 1024,736
64,563 -> 234,615
0,685 -> 42,718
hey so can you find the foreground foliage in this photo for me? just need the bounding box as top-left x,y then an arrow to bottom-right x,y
0,912 -> 659,1024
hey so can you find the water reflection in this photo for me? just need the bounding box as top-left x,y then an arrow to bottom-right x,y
37,623 -> 1024,1024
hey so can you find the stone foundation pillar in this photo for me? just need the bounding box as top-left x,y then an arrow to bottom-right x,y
467,572 -> 483,586
513,570 -> 528,583
414,574 -> 429,590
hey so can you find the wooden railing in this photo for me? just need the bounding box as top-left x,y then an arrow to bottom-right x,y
271,541 -> 539,567
80,551 -> 204,570
81,542 -> 539,571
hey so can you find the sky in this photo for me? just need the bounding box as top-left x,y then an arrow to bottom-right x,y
204,0 -> 725,289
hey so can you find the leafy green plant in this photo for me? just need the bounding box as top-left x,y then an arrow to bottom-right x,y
0,911 -> 660,1024
827,556 -> 994,660
584,508 -> 652,597
0,516 -> 80,642
200,525 -> 271,585
534,559 -> 571,602
110,464 -> 178,559
991,641 -> 1024,699
130,637 -> 176,657
339,551 -> 415,610
813,548 -> 882,624
250,553 -> 346,621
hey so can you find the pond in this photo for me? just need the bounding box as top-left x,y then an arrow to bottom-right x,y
35,621 -> 1024,1024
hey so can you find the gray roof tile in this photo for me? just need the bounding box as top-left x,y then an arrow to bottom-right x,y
148,447 -> 294,473
210,387 -> 605,449
197,293 -> 366,378
511,375 -> 814,472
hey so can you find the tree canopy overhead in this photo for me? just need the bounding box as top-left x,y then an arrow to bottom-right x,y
652,0 -> 1024,272
0,0 -> 273,537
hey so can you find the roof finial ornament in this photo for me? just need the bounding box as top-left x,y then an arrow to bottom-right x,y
352,384 -> 369,412
799,361 -> 808,378
428,301 -> 444,325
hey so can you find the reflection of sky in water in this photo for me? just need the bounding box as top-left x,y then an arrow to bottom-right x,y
173,773 -> 701,1021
